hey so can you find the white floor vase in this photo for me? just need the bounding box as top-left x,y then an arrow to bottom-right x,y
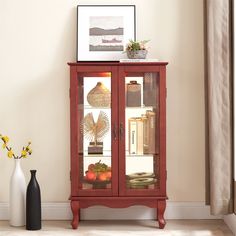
10,159 -> 26,226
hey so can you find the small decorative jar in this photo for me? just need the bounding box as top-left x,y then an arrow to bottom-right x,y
126,80 -> 141,107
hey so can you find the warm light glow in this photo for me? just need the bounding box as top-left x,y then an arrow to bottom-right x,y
100,72 -> 111,77
81,72 -> 111,78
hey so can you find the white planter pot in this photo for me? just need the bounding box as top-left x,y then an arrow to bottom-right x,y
126,50 -> 148,59
10,159 -> 26,226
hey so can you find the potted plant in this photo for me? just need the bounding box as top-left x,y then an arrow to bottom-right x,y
125,39 -> 149,59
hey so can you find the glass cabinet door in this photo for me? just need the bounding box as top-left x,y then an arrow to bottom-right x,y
120,71 -> 161,195
77,71 -> 117,195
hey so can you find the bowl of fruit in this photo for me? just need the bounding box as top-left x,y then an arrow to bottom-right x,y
84,160 -> 112,189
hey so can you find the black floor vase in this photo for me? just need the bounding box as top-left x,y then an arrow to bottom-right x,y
26,170 -> 41,230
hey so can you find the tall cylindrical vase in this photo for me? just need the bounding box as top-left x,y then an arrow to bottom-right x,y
10,159 -> 26,226
26,170 -> 41,230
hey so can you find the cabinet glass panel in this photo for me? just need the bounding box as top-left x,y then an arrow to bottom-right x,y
125,72 -> 160,190
78,73 -> 112,190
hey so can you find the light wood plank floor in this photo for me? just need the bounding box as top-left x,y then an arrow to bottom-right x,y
0,220 -> 233,235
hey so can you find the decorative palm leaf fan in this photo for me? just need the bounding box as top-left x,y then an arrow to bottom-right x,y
82,111 -> 109,146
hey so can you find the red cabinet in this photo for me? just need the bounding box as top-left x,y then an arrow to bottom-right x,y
68,62 -> 168,229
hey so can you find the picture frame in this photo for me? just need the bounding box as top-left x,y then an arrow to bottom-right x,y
77,5 -> 136,61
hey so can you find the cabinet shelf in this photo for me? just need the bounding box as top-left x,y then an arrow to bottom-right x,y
78,105 -> 156,110
79,105 -> 111,110
126,106 -> 155,110
125,151 -> 158,157
79,151 -> 158,158
79,150 -> 111,157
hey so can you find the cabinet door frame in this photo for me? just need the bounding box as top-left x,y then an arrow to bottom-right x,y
70,65 -> 119,197
118,65 -> 167,197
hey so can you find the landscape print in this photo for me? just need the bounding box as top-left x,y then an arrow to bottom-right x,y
89,16 -> 124,51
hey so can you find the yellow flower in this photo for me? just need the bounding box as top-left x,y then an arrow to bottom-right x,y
2,136 -> 9,143
21,150 -> 27,158
0,134 -> 32,159
7,150 -> 14,158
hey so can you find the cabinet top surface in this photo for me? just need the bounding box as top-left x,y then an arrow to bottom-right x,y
68,61 -> 168,66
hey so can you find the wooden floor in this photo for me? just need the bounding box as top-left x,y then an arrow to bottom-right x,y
0,220 -> 233,235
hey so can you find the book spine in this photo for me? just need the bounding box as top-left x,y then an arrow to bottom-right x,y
136,118 -> 144,155
129,119 -> 137,154
147,111 -> 156,154
142,115 -> 149,154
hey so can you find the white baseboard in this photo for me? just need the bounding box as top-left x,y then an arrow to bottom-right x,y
0,203 -> 8,220
224,214 -> 236,235
165,202 -> 222,220
0,201 -> 222,221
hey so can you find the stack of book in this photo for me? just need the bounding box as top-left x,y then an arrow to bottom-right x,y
128,110 -> 156,155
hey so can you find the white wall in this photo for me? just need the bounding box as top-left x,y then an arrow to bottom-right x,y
0,0 -> 205,205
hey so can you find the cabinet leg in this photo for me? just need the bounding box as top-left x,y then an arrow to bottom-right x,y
71,201 -> 79,229
157,200 -> 166,229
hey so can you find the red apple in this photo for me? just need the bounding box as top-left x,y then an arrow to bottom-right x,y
98,172 -> 107,181
88,164 -> 95,171
85,171 -> 96,181
105,171 -> 112,180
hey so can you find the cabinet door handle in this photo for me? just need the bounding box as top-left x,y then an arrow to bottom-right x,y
113,124 -> 118,141
119,123 -> 124,139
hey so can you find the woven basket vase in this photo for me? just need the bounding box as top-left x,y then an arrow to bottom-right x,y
87,82 -> 111,107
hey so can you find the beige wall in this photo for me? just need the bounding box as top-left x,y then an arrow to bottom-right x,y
0,0 -> 205,202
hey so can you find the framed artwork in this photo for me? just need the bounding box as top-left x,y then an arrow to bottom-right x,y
77,5 -> 136,61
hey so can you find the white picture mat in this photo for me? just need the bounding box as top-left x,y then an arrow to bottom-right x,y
77,6 -> 135,61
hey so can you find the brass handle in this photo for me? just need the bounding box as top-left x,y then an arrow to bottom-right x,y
113,124 -> 118,141
119,123 -> 124,139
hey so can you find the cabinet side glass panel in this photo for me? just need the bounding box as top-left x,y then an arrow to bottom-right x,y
78,74 -> 112,190
125,73 -> 160,190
